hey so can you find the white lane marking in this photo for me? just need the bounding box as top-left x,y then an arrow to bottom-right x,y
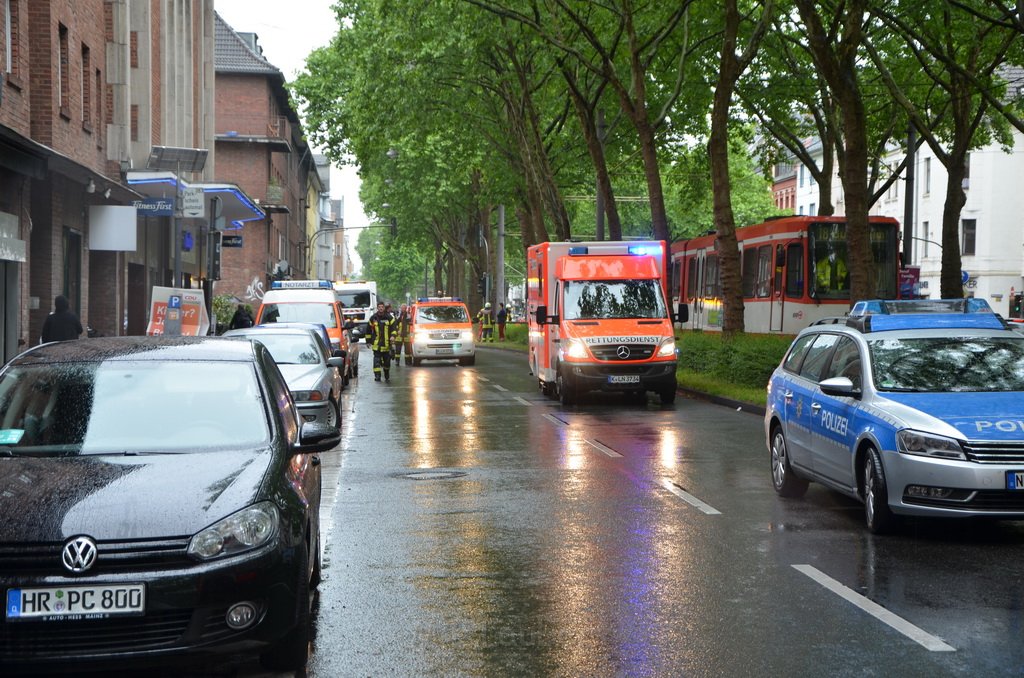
543,413 -> 565,426
585,438 -> 623,458
514,396 -> 533,406
493,384 -> 508,392
478,376 -> 491,382
792,564 -> 956,652
660,478 -> 722,515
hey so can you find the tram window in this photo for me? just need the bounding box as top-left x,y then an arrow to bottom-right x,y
785,243 -> 804,298
686,259 -> 698,301
741,248 -> 757,297
704,254 -> 721,298
756,246 -> 772,298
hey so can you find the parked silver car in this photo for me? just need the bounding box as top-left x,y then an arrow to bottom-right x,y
224,326 -> 344,429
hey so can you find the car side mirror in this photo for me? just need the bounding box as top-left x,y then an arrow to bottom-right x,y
819,376 -> 859,398
535,306 -> 547,325
296,421 -> 341,452
328,355 -> 346,368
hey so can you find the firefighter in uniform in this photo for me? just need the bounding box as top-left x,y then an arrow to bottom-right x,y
367,302 -> 398,382
394,303 -> 412,365
476,302 -> 495,342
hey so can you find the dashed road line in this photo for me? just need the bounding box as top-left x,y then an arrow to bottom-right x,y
585,438 -> 623,458
478,376 -> 491,382
660,478 -> 722,515
543,413 -> 565,426
792,564 -> 956,652
514,396 -> 532,406
493,384 -> 508,392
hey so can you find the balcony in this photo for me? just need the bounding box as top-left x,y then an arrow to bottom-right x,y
215,115 -> 292,152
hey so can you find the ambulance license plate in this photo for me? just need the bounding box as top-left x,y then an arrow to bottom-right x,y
435,348 -> 453,355
608,375 -> 640,385
7,584 -> 145,621
1006,471 -> 1024,490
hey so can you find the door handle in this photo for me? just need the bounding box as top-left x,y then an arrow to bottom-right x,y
783,390 -> 793,401
810,403 -> 822,412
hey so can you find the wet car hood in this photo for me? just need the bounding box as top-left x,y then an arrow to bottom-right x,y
278,364 -> 329,391
0,447 -> 274,541
883,392 -> 1024,442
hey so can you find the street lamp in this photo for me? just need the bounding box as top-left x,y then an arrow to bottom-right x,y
306,226 -> 344,278
146,146 -> 208,287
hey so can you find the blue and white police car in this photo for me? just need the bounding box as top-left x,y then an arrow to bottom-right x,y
765,299 -> 1024,533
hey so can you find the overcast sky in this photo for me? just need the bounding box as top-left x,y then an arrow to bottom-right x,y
214,0 -> 370,245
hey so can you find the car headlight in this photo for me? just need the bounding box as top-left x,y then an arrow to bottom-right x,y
563,338 -> 589,360
415,329 -> 431,341
896,429 -> 966,460
188,502 -> 279,560
462,330 -> 475,342
292,390 -> 325,402
656,337 -> 676,357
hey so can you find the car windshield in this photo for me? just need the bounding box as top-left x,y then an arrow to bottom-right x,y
562,279 -> 667,320
336,290 -> 371,307
0,361 -> 270,455
869,335 -> 1024,392
261,302 -> 337,328
417,306 -> 468,323
234,334 -> 322,365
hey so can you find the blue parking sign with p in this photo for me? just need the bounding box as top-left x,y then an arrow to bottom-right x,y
169,295 -> 181,310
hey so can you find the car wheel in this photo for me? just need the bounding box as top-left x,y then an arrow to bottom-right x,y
864,446 -> 897,534
459,355 -> 476,366
558,369 -> 576,406
541,380 -> 555,397
413,358 -> 422,366
770,425 -> 809,498
659,387 -> 677,405
326,398 -> 340,430
310,533 -> 322,589
259,542 -> 312,672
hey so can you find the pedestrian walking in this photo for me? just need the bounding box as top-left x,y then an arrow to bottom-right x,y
367,302 -> 398,382
476,302 -> 494,342
496,302 -> 508,341
41,295 -> 83,343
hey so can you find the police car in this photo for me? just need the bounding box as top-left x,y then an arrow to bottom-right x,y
765,299 -> 1024,533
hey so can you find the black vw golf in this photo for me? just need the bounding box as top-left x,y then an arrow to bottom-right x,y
0,336 -> 339,673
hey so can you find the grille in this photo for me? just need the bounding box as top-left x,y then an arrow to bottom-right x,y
1,607 -> 241,660
963,441 -> 1024,464
429,332 -> 460,340
0,537 -> 193,576
590,344 -> 656,361
905,491 -> 1024,512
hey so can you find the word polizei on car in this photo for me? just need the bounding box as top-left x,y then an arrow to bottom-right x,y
0,336 -> 340,673
765,298 -> 1024,533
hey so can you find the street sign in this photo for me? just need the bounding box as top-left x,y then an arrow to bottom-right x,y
182,187 -> 204,218
222,235 -> 244,247
961,270 -> 970,285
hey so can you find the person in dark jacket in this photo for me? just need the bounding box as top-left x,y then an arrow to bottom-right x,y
496,302 -> 508,341
41,295 -> 83,343
367,302 -> 398,382
229,303 -> 254,329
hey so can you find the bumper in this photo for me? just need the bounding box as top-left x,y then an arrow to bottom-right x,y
561,360 -> 677,393
883,448 -> 1024,517
411,340 -> 475,361
1,540 -> 305,669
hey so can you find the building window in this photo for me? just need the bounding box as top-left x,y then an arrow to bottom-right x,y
962,219 -> 976,256
81,44 -> 91,130
799,166 -> 805,187
58,24 -> 69,115
922,221 -> 929,259
95,68 -> 103,147
923,157 -> 931,195
809,202 -> 816,216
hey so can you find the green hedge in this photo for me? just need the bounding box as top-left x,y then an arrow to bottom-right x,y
676,331 -> 792,390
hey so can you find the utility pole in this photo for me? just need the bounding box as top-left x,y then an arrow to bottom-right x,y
496,205 -> 505,307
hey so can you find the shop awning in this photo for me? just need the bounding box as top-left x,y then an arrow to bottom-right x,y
126,171 -> 265,229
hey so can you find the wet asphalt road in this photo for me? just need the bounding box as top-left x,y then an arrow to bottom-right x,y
252,346 -> 1024,677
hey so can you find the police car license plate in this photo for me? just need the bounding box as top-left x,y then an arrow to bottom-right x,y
6,584 -> 145,621
608,375 -> 640,384
1006,471 -> 1024,490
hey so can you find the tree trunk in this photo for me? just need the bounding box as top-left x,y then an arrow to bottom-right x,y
940,160 -> 967,298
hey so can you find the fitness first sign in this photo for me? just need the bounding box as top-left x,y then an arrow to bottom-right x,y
133,198 -> 175,217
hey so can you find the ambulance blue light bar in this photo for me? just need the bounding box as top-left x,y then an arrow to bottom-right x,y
856,313 -> 1006,332
850,298 -> 993,317
627,245 -> 655,256
568,246 -> 589,255
418,296 -> 462,302
271,279 -> 332,290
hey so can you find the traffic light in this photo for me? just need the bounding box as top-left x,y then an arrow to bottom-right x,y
477,274 -> 486,295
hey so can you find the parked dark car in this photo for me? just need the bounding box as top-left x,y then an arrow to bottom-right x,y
0,336 -> 339,673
